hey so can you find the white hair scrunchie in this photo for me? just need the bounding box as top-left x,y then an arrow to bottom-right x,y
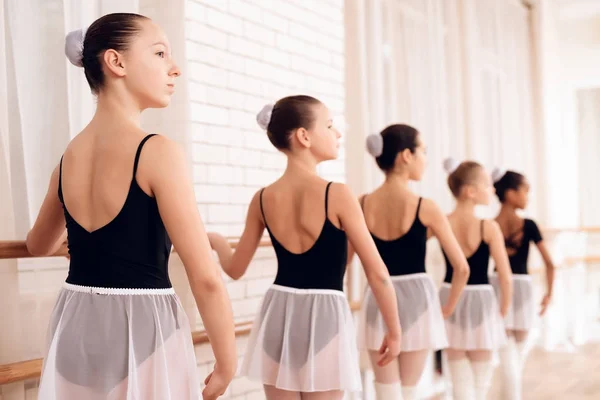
256,104 -> 274,131
491,167 -> 507,183
65,28 -> 87,67
366,134 -> 383,157
443,157 -> 460,174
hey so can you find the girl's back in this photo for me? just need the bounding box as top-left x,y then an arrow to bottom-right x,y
261,175 -> 342,254
61,127 -> 152,234
362,186 -> 421,241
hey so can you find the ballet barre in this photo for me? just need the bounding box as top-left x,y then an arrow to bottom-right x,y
0,237 -> 360,386
0,226 -> 597,386
0,237 -> 272,260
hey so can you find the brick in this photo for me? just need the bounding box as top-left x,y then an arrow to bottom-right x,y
275,33 -> 306,54
208,165 -> 245,185
228,72 -> 264,95
188,81 -> 207,103
209,204 -> 245,223
195,343 -> 218,363
245,58 -> 276,81
230,110 -> 260,130
226,280 -> 247,300
229,35 -> 263,57
192,143 -> 229,164
185,0 -> 207,22
190,103 -> 229,125
245,391 -> 266,400
186,21 -> 228,49
231,297 -> 262,319
205,86 -> 242,108
197,204 -> 209,219
206,8 -> 243,35
206,126 -> 245,146
187,41 -> 247,74
189,61 -> 228,87
260,152 -> 285,170
243,131 -> 273,151
288,22 -> 319,43
243,94 -> 267,113
262,11 -> 289,33
200,0 -> 229,12
194,184 -> 231,203
246,277 -> 273,296
304,44 -> 331,65
262,46 -> 291,67
229,186 -> 259,205
244,167 -> 279,186
243,21 -> 275,46
228,0 -> 263,24
228,147 -> 262,167
260,151 -> 285,170
230,376 -> 263,396
193,164 -> 208,183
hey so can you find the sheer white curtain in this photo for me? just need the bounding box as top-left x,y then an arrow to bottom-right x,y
345,0 -> 543,396
0,2 -> 194,393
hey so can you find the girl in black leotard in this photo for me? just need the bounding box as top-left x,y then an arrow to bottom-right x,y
207,96 -> 402,400
491,168 -> 555,400
354,124 -> 470,400
438,158 -> 513,400
28,14 -> 236,400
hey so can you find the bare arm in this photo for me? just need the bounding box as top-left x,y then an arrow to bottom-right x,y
486,220 -> 512,316
421,199 -> 469,316
345,194 -> 366,265
335,185 -> 401,350
536,240 -> 555,315
26,165 -> 67,256
209,191 -> 265,280
148,137 -> 236,380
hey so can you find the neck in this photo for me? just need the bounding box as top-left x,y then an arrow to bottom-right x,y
454,199 -> 476,216
284,153 -> 319,177
384,171 -> 411,188
498,203 -> 518,218
92,89 -> 142,128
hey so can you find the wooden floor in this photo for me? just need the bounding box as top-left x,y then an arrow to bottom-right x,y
430,340 -> 600,399
489,342 -> 600,400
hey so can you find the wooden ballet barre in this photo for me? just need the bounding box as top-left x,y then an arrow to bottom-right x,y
2,225 -> 597,260
0,238 -> 272,260
0,358 -> 43,386
0,299 -> 363,386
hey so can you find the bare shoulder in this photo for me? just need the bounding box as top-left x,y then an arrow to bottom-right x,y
143,134 -> 183,158
327,181 -> 356,205
483,219 -> 502,243
418,197 -> 445,225
139,135 -> 187,173
136,135 -> 189,193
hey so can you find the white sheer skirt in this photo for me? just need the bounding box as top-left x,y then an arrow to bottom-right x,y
439,283 -> 507,350
38,283 -> 199,400
240,285 -> 362,393
358,273 -> 448,352
490,273 -> 535,331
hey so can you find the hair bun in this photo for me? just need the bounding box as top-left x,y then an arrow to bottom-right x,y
491,167 -> 507,183
443,157 -> 460,174
366,134 -> 383,157
256,104 -> 274,131
65,28 -> 87,67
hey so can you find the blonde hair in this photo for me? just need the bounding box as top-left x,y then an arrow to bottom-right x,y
446,161 -> 483,198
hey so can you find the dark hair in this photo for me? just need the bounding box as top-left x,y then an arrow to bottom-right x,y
494,171 -> 526,202
447,161 -> 483,197
82,13 -> 148,93
266,95 -> 322,150
373,124 -> 420,171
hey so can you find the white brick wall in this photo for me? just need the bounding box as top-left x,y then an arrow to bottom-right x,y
185,1 -> 345,397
